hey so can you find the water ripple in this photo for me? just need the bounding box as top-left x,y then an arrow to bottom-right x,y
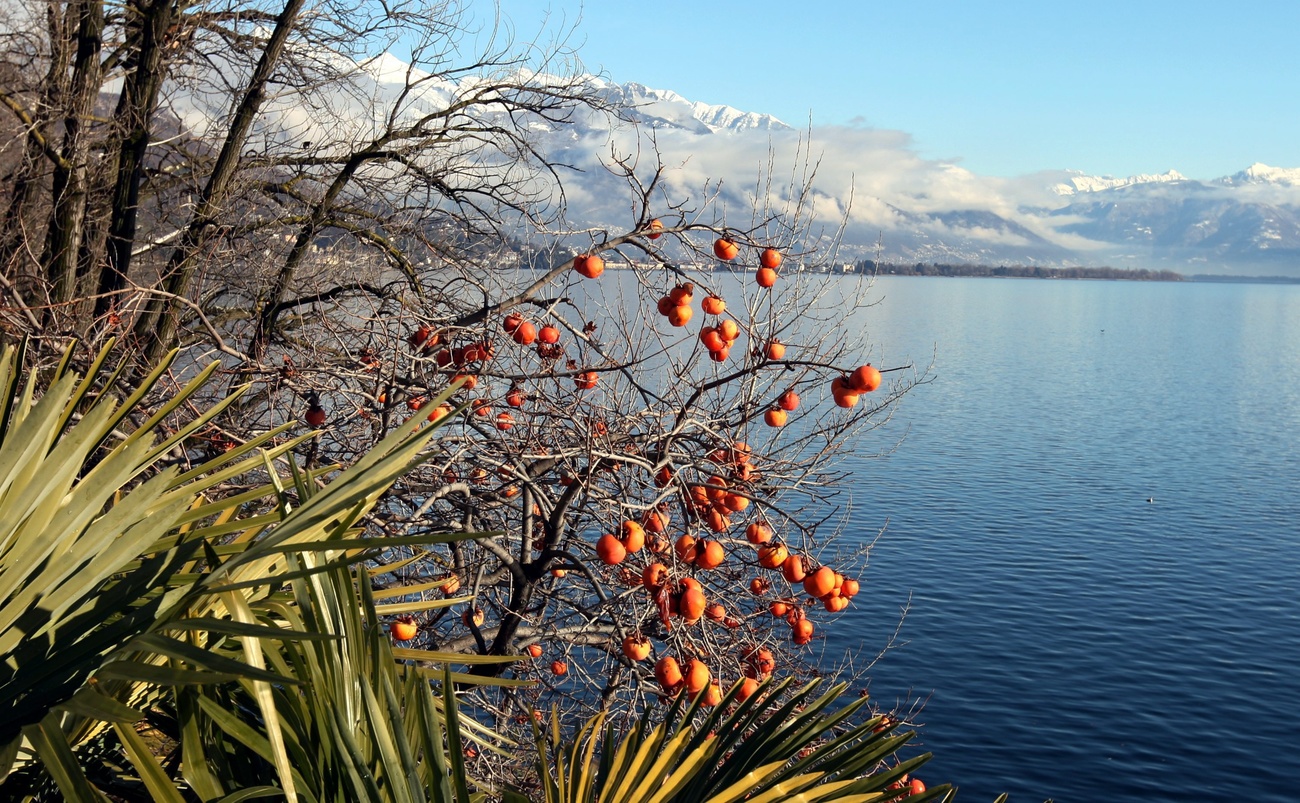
824,278 -> 1300,802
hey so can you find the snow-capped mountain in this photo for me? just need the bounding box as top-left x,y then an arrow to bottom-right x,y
589,80 -> 790,134
1219,163 -> 1300,187
1051,169 -> 1187,196
162,43 -> 1300,277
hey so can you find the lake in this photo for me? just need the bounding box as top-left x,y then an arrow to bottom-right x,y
822,276 -> 1300,802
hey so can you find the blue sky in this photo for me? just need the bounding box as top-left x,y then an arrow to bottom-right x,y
489,0 -> 1300,180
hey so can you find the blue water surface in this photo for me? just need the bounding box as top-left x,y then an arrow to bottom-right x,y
823,277 -> 1300,803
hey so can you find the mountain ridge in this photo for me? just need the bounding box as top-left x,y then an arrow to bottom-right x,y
165,45 -> 1300,277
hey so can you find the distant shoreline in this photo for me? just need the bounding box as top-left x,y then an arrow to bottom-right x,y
857,261 -> 1182,281
855,262 -> 1300,285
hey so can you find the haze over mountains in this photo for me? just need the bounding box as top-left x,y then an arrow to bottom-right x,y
169,49 -> 1300,277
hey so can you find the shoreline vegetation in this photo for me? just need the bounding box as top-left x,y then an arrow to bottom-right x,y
857,262 -> 1300,284
856,261 -> 1185,281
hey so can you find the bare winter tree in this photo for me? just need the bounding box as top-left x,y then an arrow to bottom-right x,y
0,0 -> 926,756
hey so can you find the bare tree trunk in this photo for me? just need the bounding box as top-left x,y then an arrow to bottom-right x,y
40,0 -> 102,327
93,0 -> 179,321
0,1 -> 70,289
133,0 -> 305,362
0,117 -> 54,280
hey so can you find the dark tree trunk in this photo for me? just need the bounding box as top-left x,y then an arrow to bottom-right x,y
40,0 -> 102,327
133,0 -> 306,362
93,0 -> 179,321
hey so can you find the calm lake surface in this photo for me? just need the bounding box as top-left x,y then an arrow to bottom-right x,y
824,276 -> 1300,802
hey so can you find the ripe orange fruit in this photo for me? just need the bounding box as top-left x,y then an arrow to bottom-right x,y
462,607 -> 485,627
749,577 -> 771,595
756,267 -> 777,288
597,533 -> 628,565
574,370 -> 598,390
684,658 -> 711,693
701,295 -> 726,315
526,644 -> 543,658
495,411 -> 514,430
723,493 -> 750,513
764,408 -> 787,427
695,540 -> 725,569
654,465 -> 675,487
717,319 -> 740,342
538,324 -> 560,344
669,282 -> 694,303
702,682 -> 723,706
760,248 -> 783,269
410,324 -> 433,347
705,509 -> 731,533
440,576 -> 461,595
745,521 -> 773,544
841,577 -> 860,597
713,238 -> 739,261
781,554 -> 807,584
730,442 -> 752,464
655,655 -> 683,689
791,617 -> 814,644
737,677 -> 760,701
643,509 -> 669,533
675,534 -> 698,564
390,617 -> 418,641
573,254 -> 604,278
700,326 -> 727,352
742,646 -> 776,679
830,376 -> 861,409
550,660 -> 568,676
620,520 -> 646,552
778,390 -> 800,411
512,321 -> 537,345
705,603 -> 726,622
765,339 -> 786,360
506,388 -> 525,408
849,364 -> 882,393
622,635 -> 652,661
667,304 -> 693,327
647,219 -> 664,239
758,543 -> 789,569
643,562 -> 669,589
804,566 -> 836,599
679,587 -> 707,622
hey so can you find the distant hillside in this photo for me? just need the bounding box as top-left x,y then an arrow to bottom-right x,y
856,262 -> 1185,281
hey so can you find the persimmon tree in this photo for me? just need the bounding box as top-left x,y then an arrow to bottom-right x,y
356,198 -> 916,735
0,0 -> 923,753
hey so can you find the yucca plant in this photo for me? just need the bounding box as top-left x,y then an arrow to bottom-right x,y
526,677 -> 953,803
0,341 -> 515,800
